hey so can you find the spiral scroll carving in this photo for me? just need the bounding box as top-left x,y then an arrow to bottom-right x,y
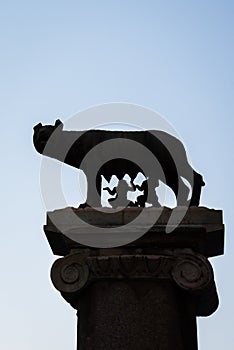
50,250 -> 215,303
51,255 -> 89,293
171,253 -> 213,293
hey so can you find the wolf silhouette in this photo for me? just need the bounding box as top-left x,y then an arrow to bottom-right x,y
33,119 -> 205,207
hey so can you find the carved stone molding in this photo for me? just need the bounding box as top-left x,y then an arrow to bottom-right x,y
87,255 -> 174,280
45,207 -> 224,258
44,207 -> 224,349
50,248 -> 218,316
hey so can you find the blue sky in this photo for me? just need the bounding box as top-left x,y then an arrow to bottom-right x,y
1,1 -> 233,349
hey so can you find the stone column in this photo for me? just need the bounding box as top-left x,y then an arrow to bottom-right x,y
45,207 -> 224,350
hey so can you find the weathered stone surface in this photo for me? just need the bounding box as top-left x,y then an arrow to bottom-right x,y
46,206 -> 222,227
46,207 -> 224,350
77,280 -> 193,350
50,248 -> 217,349
45,206 -> 224,257
51,249 -> 217,315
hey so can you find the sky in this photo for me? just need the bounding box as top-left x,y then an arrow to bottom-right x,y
1,1 -> 234,349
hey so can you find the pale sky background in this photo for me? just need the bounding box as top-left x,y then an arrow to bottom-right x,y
1,1 -> 233,349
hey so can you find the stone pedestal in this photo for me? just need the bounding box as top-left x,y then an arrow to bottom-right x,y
44,207 -> 224,350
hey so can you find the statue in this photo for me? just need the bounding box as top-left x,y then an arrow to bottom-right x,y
103,178 -> 136,208
33,119 -> 205,207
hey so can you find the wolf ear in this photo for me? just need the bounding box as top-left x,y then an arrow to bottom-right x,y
33,122 -> 42,130
55,119 -> 63,129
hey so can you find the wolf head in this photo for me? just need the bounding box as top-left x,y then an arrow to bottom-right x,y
33,119 -> 63,154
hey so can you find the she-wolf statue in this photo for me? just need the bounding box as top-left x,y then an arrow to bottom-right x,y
33,119 -> 205,208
